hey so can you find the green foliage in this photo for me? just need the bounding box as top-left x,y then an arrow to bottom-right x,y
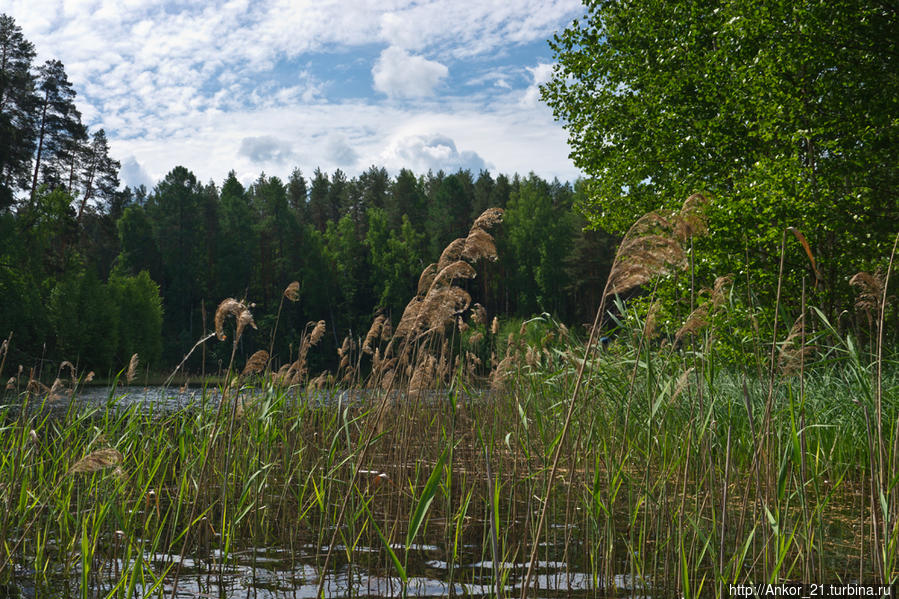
366,209 -> 426,318
108,270 -> 163,368
502,174 -> 577,316
543,0 -> 899,315
48,266 -> 118,372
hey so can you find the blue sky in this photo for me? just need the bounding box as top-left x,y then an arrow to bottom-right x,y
9,0 -> 584,189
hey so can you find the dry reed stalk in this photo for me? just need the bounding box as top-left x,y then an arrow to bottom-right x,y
26,378 -> 49,395
643,300 -> 661,339
337,335 -> 353,358
310,371 -> 331,389
850,270 -> 886,315
675,193 -> 709,241
472,303 -> 487,326
428,260 -> 477,293
437,238 -> 467,271
59,360 -> 76,381
309,320 -> 326,346
417,287 -> 471,335
126,353 -> 139,384
472,207 -> 504,230
675,304 -> 709,344
0,333 -> 9,382
525,346 -> 538,368
521,194 -> 710,599
468,331 -> 484,345
283,280 -> 300,302
491,355 -> 515,391
671,367 -> 694,404
674,275 -> 731,344
408,353 -> 436,393
69,448 -> 123,474
363,315 -> 386,354
241,350 -> 269,376
215,298 -> 256,342
779,314 -> 812,375
491,316 -> 499,335
457,317 -> 469,332
461,227 -> 498,262
48,378 -> 68,402
417,263 -> 439,296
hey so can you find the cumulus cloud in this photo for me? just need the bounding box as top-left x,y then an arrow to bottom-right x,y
381,133 -> 488,173
372,47 -> 448,98
326,135 -> 360,167
521,62 -> 555,107
119,155 -> 154,189
239,136 -> 294,164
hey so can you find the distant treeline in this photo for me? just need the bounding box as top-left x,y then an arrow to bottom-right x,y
1,164 -> 615,374
0,13 -> 614,374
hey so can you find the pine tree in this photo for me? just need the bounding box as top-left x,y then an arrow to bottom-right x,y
30,60 -> 82,200
0,14 -> 38,208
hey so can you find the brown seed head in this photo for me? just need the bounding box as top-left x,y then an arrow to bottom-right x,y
126,353 -> 139,384
462,227 -> 498,262
850,271 -> 886,314
472,207 -> 504,231
428,260 -> 476,293
309,320 -> 326,346
437,238 -> 467,271
284,281 -> 300,302
363,315 -> 386,354
416,263 -> 439,297
69,448 -> 123,474
215,298 -> 244,341
242,350 -> 269,375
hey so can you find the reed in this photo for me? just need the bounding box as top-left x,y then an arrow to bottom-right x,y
0,208 -> 896,599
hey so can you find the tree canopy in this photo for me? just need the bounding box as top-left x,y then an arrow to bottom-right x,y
542,0 -> 898,313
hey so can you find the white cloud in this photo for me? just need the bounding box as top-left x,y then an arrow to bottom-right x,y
372,46 -> 448,98
326,135 -> 360,167
239,136 -> 294,164
521,62 -> 555,107
8,0 -> 584,189
380,133 -> 488,173
119,155 -> 154,189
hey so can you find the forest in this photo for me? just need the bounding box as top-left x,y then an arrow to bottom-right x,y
2,4 -> 899,596
0,13 -> 613,376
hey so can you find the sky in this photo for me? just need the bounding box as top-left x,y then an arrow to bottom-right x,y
7,0 -> 585,190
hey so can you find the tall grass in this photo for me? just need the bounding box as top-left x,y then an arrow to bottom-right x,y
0,208 -> 896,598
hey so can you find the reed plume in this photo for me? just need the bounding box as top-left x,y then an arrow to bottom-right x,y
241,350 -> 269,376
472,303 -> 487,326
69,448 -> 123,474
437,238 -> 467,271
674,276 -> 731,344
309,320 -> 326,346
59,360 -> 76,381
215,298 -> 256,342
472,207 -> 504,230
363,315 -> 386,354
428,260 -> 476,293
779,314 -> 812,376
283,280 -> 300,302
417,264 -> 439,297
461,227 -> 498,262
850,270 -> 887,315
126,353 -> 139,384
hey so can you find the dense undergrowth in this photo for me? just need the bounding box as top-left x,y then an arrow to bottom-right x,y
0,204 -> 897,598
